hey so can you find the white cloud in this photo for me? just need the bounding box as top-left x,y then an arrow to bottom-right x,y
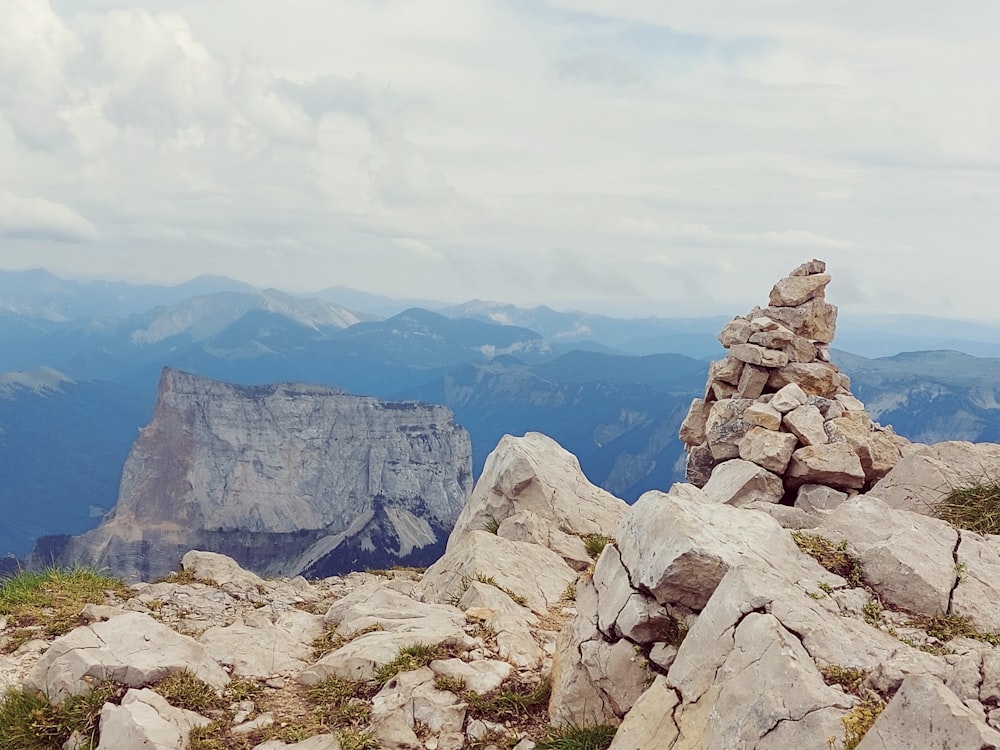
0,191 -> 98,242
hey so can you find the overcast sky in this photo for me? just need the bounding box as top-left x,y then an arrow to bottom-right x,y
2,1 -> 999,318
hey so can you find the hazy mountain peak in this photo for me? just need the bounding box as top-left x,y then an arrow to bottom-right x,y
0,366 -> 75,398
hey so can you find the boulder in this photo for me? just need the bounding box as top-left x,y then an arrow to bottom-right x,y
739,427 -> 799,474
678,399 -> 711,446
198,609 -> 324,677
770,383 -> 808,413
783,404 -> 828,447
769,273 -> 831,307
705,398 -> 754,460
743,402 -> 783,431
794,484 -> 849,513
718,317 -> 753,348
855,674 -> 1000,749
23,612 -> 228,704
95,688 -> 211,750
767,362 -> 843,398
429,657 -> 511,695
702,459 -> 784,507
729,343 -> 789,369
786,443 -> 866,490
952,531 -> 1000,632
607,676 -> 680,750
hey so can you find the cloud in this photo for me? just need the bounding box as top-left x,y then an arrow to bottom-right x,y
391,237 -> 445,261
0,192 -> 98,242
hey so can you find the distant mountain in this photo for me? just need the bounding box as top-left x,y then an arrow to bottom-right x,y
0,268 -> 258,320
836,314 -> 1000,359
439,300 -> 729,358
315,285 -> 447,318
835,349 -> 1000,444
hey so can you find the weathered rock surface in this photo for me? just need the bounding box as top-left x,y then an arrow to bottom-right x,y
96,688 -> 211,750
46,367 -> 472,581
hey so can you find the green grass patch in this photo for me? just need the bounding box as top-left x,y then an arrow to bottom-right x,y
471,573 -> 529,608
0,682 -> 127,750
932,480 -> 1000,534
308,676 -> 377,727
464,678 -> 551,720
792,532 -> 863,588
536,723 -> 617,750
581,535 -> 614,560
819,665 -> 867,696
0,567 -> 131,653
150,671 -> 226,714
374,643 -> 455,686
907,613 -> 1000,646
335,729 -> 380,750
311,622 -> 383,660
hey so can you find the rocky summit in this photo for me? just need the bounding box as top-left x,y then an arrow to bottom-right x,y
39,368 -> 473,582
5,261 -> 1000,750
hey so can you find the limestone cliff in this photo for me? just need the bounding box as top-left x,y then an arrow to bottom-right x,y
47,368 -> 472,581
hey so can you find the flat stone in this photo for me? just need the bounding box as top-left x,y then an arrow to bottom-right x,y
767,362 -> 842,397
702,459 -> 784,507
730,343 -> 789,368
787,443 -> 865,490
789,259 -> 827,276
739,427 -> 799,474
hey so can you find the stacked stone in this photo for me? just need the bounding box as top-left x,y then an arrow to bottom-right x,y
679,259 -> 906,508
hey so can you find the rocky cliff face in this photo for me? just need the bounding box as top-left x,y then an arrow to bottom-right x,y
46,368 -> 472,581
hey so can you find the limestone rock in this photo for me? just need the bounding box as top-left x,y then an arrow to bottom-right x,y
770,383 -> 808,413
429,657 -> 511,695
198,609 -> 324,677
446,432 -> 628,566
735,364 -> 769,399
53,368 -> 473,581
769,273 -> 831,307
24,612 -> 228,704
794,484 -> 849,513
739,427 -> 798,474
607,676 -> 679,750
952,531 -> 1000,632
786,443 -> 865,490
730,343 -> 789,369
743,402 -> 782,431
705,398 -> 753,460
678,398 -> 711,446
783,404 -> 828,447
855,674 -> 1000,750
702,459 -> 784,507
816,497 -> 958,616
95,688 -> 211,750
718,317 -> 753,348
767,362 -> 843,398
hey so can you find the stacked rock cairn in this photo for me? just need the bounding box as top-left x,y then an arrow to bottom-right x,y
680,259 -> 908,509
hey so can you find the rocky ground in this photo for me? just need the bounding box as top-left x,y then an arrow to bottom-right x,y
4,260 -> 1000,750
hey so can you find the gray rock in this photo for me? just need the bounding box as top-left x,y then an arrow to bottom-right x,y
794,484 -> 849,513
739,427 -> 799,474
198,609 -> 324,677
429,657 -> 511,695
783,404 -> 828,446
702,459 -> 784,507
953,531 -> 1000,632
770,382 -> 809,413
787,443 -> 866,490
769,273 -> 831,307
24,612 -> 228,704
856,674 -> 1000,749
95,688 -> 211,750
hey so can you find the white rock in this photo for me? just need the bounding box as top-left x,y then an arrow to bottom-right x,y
702,459 -> 784,507
429,657 -> 511,695
678,398 -> 711,446
783,404 -> 828,446
770,383 -> 809,413
794,484 -> 849,513
24,612 -> 228,705
199,609 -> 324,677
855,674 -> 1000,749
952,531 -> 1000,632
769,273 -> 831,307
95,688 -> 210,750
787,443 -> 866,491
729,343 -> 789,368
739,427 -> 799,474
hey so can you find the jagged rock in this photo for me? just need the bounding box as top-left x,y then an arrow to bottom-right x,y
95,688 -> 211,750
826,412 -> 903,481
786,443 -> 866,490
743,402 -> 782,431
684,443 -> 716,487
766,362 -> 842,398
495,510 -> 593,572
678,399 -> 711,445
705,398 -> 753,460
446,432 -> 628,568
458,583 -> 545,669
869,441 -> 1000,514
770,382 -> 808,413
816,497 -> 958,616
371,667 -> 466,750
790,259 -> 827,276
417,530 -> 576,616
769,273 -> 831,307
702,459 -> 783,507
49,368 -> 472,581
593,545 -> 678,643
739,427 -> 798,474
198,609 -> 324,677
783,404 -> 827,446
607,676 -> 680,750
24,612 -> 228,704
757,298 -> 838,343
706,356 -> 745,390
952,532 -> 1000,632
855,674 -> 1000,749
718,317 -> 753,348
793,484 -> 849,513
735,363 -> 770,399
616,485 -> 840,611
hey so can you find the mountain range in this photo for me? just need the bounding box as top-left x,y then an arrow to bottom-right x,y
2,267 -> 1000,559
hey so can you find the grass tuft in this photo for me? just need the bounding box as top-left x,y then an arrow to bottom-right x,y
0,682 -> 127,750
150,671 -> 226,714
535,723 -> 617,750
840,696 -> 884,750
581,535 -> 614,560
820,665 -> 867,696
933,480 -> 1000,535
0,567 -> 131,653
907,613 -> 1000,646
374,643 -> 455,686
471,573 -> 529,607
464,678 -> 551,720
792,532 -> 863,588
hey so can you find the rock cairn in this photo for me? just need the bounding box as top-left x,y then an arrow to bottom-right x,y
680,259 -> 906,507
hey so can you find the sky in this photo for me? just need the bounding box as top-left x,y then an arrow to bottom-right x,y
2,1 -> 1000,319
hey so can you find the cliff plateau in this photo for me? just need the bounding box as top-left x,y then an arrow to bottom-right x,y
44,368 -> 472,581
